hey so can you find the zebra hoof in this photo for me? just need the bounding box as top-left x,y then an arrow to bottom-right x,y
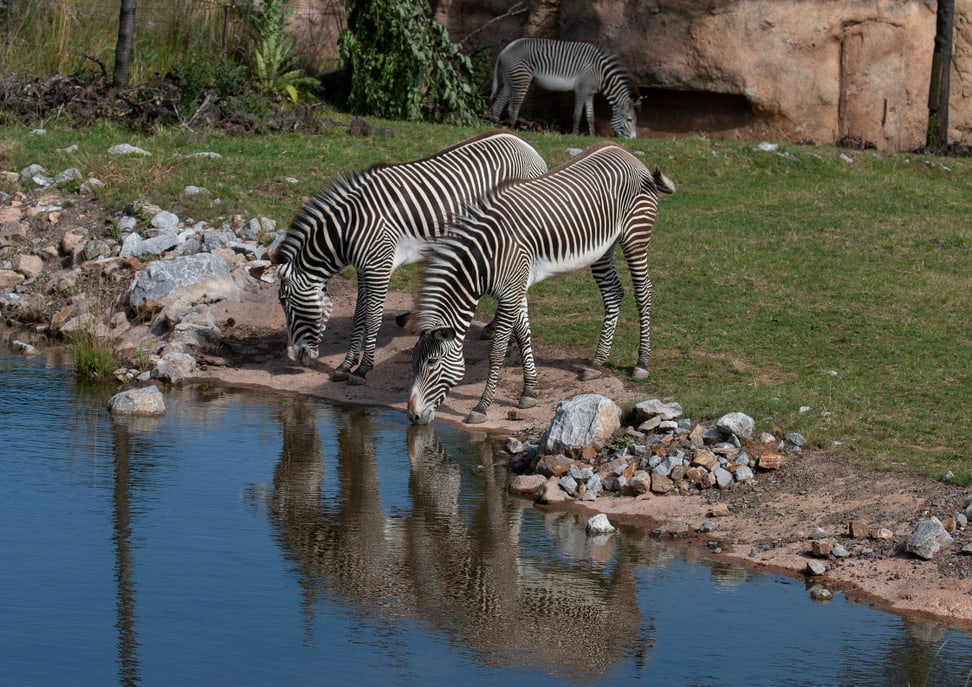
463,410 -> 487,425
632,366 -> 650,380
346,373 -> 367,386
331,369 -> 350,382
518,395 -> 537,409
579,367 -> 601,381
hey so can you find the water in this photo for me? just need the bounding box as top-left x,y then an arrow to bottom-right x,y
2,347 -> 971,686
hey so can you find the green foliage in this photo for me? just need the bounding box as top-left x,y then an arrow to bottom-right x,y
339,0 -> 481,124
249,0 -> 318,103
70,327 -> 121,381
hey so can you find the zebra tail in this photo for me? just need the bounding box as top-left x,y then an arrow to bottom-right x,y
652,167 -> 676,195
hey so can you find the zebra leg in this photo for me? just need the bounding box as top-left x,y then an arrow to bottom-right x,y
506,72 -> 532,126
511,302 -> 538,409
465,302 -> 519,424
332,278 -> 369,382
346,278 -> 390,385
622,241 -> 653,380
581,253 -> 624,381
584,96 -> 596,137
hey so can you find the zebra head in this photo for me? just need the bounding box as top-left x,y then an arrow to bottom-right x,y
277,264 -> 334,364
407,327 -> 466,425
611,98 -> 638,139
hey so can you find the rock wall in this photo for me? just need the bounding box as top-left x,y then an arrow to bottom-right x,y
296,0 -> 972,150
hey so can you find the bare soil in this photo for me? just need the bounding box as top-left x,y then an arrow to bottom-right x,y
199,272 -> 972,629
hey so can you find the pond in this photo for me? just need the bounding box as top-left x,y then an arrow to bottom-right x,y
1,345 -> 970,686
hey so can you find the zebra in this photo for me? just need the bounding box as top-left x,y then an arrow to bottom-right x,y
407,142 -> 675,425
263,130 -> 548,384
490,37 -> 639,139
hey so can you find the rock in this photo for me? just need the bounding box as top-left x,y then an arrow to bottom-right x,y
537,475 -> 570,504
811,539 -> 834,557
708,503 -> 730,518
713,466 -> 733,489
733,465 -> 755,482
127,253 -> 229,311
108,143 -> 150,156
653,521 -> 689,538
634,398 -> 682,422
691,449 -> 718,470
0,220 -> 28,246
805,560 -> 828,576
0,269 -> 25,288
534,453 -> 573,477
12,254 -> 44,279
140,232 -> 181,257
905,517 -> 953,560
716,412 -> 755,440
9,340 -> 39,356
849,519 -> 870,538
808,584 -> 833,602
538,393 -> 622,458
151,210 -> 180,232
586,513 -> 615,535
107,385 -> 166,416
152,351 -> 197,384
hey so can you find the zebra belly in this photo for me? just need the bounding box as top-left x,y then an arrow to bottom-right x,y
392,236 -> 428,270
531,73 -> 578,93
528,245 -> 608,287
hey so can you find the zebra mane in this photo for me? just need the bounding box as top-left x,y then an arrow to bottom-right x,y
271,166 -> 382,265
596,47 -> 636,100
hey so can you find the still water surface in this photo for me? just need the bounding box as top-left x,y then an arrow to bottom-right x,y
2,348 -> 971,686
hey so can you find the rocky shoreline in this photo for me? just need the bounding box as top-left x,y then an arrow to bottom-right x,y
4,153 -> 972,628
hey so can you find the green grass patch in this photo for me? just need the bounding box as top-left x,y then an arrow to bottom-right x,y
3,122 -> 970,479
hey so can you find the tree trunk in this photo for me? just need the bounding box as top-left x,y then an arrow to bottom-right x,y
926,0 -> 954,148
113,0 -> 137,88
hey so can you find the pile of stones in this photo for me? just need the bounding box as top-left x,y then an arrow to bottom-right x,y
507,395 -> 804,504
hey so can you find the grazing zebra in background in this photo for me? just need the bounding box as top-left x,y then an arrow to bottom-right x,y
265,131 -> 548,384
407,142 -> 675,425
490,38 -> 639,139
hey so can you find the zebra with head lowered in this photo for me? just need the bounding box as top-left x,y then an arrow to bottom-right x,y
266,131 -> 547,384
407,142 -> 674,425
490,38 -> 639,139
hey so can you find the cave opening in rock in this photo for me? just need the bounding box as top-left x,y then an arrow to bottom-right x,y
633,88 -> 757,137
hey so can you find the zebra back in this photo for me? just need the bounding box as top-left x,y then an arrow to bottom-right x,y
414,142 -> 670,334
272,130 -> 548,274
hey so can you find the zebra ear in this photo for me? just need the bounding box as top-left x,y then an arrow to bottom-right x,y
246,261 -> 280,283
432,327 -> 456,343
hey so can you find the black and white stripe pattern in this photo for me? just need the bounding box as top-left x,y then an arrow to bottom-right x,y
272,131 -> 547,383
408,142 -> 675,425
490,38 -> 639,138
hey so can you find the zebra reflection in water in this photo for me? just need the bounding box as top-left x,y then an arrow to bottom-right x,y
259,400 -> 649,677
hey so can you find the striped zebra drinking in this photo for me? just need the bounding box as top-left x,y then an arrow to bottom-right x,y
490,38 -> 639,138
407,142 -> 674,425
266,131 -> 547,384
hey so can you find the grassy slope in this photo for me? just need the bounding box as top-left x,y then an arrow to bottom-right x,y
2,117 -> 969,479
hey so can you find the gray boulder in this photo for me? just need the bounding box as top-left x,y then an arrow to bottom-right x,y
108,385 -> 166,416
539,393 -> 622,458
127,253 -> 229,311
905,517 -> 953,560
717,411 -> 756,440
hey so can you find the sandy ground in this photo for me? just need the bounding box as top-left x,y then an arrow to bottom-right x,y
180,274 -> 972,628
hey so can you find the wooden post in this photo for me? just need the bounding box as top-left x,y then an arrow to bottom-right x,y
926,0 -> 955,148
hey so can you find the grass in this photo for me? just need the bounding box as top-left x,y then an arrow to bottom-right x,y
1,115 -> 969,480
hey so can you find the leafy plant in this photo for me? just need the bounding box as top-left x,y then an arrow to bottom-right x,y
339,0 -> 481,124
249,0 -> 318,103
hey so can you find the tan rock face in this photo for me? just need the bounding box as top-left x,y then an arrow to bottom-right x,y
295,0 -> 970,150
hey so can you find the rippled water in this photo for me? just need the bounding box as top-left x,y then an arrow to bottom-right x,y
2,345 -> 971,686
